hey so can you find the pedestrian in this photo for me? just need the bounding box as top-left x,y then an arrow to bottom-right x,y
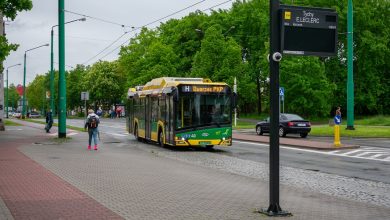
84,109 -> 100,150
336,106 -> 341,116
45,109 -> 53,133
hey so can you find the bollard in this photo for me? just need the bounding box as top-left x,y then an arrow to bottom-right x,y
334,125 -> 341,147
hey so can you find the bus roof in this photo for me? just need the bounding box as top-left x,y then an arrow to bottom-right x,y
128,77 -> 229,98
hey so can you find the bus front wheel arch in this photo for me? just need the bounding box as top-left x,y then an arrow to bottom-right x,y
134,124 -> 140,141
158,129 -> 164,147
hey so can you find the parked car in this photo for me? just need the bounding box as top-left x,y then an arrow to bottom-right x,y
28,111 -> 41,118
255,113 -> 311,138
13,111 -> 22,118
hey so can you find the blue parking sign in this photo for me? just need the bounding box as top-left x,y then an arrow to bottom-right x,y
279,87 -> 285,96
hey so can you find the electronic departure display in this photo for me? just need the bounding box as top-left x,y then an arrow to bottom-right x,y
280,5 -> 338,57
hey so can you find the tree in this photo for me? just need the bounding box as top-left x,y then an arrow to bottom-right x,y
191,24 -> 242,83
119,28 -> 179,87
67,65 -> 86,111
0,0 -> 33,66
26,74 -> 47,112
82,61 -> 126,109
6,83 -> 19,110
281,57 -> 334,117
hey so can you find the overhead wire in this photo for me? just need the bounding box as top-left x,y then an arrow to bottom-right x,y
64,9 -> 132,28
93,0 -> 234,63
82,0 -> 209,65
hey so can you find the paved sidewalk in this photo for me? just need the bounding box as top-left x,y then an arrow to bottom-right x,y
233,130 -> 360,150
0,121 -> 388,219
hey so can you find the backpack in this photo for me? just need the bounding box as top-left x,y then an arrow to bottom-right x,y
89,115 -> 99,128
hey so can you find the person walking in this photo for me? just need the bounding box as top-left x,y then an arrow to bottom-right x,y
45,109 -> 53,133
84,109 -> 100,150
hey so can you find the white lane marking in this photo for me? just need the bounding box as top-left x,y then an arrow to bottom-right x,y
6,128 -> 23,131
368,154 -> 386,159
341,150 -> 364,155
234,141 -> 390,163
383,156 -> 390,161
355,152 -> 388,157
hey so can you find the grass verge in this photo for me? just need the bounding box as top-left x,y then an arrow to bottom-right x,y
4,119 -> 22,126
310,125 -> 390,138
24,118 -> 85,132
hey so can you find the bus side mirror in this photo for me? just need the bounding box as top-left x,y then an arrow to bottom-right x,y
232,93 -> 238,108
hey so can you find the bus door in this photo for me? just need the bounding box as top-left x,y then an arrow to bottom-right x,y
166,95 -> 172,144
145,96 -> 152,140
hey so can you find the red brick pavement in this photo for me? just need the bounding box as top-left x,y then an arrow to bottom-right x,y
0,140 -> 122,220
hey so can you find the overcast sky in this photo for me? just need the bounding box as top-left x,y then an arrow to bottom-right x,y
4,0 -> 233,86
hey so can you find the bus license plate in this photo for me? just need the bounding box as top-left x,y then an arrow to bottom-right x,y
199,141 -> 211,145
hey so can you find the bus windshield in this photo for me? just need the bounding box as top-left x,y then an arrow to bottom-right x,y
176,93 -> 231,130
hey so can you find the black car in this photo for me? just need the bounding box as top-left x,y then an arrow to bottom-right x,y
255,113 -> 311,138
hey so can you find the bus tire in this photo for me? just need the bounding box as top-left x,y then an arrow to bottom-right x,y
158,130 -> 164,147
206,145 -> 214,150
134,124 -> 140,141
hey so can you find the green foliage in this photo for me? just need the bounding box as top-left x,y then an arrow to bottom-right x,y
26,74 -> 47,112
281,57 -> 334,117
6,83 -> 20,109
67,65 -> 86,110
0,0 -> 33,20
82,60 -> 126,106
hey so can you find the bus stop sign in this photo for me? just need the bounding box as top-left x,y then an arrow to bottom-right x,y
280,5 -> 338,57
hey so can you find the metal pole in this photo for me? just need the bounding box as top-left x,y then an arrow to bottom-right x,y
58,0 -> 66,138
5,69 -> 8,118
234,77 -> 237,127
346,0 -> 355,130
22,53 -> 27,119
50,28 -> 55,116
268,0 -> 281,212
260,0 -> 290,216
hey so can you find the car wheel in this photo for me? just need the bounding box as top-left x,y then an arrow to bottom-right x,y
256,126 -> 263,135
279,127 -> 286,137
300,133 -> 308,138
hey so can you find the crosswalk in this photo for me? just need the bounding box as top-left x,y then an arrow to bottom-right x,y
327,147 -> 390,162
236,141 -> 390,163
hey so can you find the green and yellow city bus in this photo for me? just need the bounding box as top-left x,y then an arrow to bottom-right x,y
126,77 -> 236,148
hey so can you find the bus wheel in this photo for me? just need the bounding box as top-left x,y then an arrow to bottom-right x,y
134,125 -> 140,141
158,131 -> 164,147
205,145 -> 214,150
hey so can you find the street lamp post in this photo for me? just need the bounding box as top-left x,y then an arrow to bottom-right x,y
22,43 -> 49,119
50,17 -> 85,116
5,64 -> 21,118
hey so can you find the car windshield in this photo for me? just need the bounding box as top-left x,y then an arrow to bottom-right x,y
284,114 -> 304,120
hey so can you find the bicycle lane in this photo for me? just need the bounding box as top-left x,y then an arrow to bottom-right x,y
0,126 -> 122,220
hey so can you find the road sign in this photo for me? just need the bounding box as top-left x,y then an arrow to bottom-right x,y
279,87 -> 285,96
81,92 -> 89,101
334,115 -> 341,125
280,5 -> 338,57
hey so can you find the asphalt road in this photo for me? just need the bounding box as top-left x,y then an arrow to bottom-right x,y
35,118 -> 390,184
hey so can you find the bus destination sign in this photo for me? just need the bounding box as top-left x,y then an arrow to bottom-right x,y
280,5 -> 338,57
181,85 -> 227,93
